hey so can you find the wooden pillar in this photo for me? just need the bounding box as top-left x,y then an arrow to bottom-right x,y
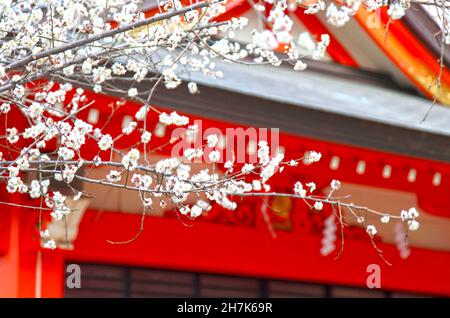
0,194 -> 65,298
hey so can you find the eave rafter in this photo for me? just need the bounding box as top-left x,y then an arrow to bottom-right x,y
355,7 -> 450,105
293,8 -> 359,67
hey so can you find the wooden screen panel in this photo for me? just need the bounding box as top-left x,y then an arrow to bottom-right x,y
130,269 -> 195,298
268,281 -> 327,298
199,275 -> 261,298
65,264 -> 127,298
390,292 -> 431,298
330,286 -> 386,298
64,263 -> 434,298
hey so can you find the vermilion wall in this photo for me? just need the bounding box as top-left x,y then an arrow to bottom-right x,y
1,206 -> 449,298
60,209 -> 450,297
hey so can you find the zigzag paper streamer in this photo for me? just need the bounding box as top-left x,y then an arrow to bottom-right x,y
320,214 -> 337,256
394,222 -> 411,259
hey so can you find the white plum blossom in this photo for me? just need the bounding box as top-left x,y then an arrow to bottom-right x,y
82,59 -> 93,74
197,200 -> 212,212
155,158 -> 181,174
183,148 -> 197,161
58,147 -> 75,160
112,63 -> 127,75
331,179 -> 341,191
29,180 -> 50,199
134,68 -> 148,82
158,112 -> 189,126
257,141 -> 270,166
381,215 -> 390,224
6,128 -> 19,144
224,160 -> 233,171
294,60 -> 307,71
408,220 -> 420,231
188,82 -> 198,94
365,0 -> 385,11
141,131 -> 152,143
143,197 -> 153,207
207,134 -> 219,148
29,181 -> 41,199
180,206 -> 190,215
122,148 -> 140,170
306,182 -> 316,193
401,210 -> 409,221
401,207 -> 419,222
16,156 -> 29,170
43,239 -> 57,250
93,84 -> 103,93
132,173 -> 153,189
208,150 -> 220,162
305,151 -> 322,164
159,112 -> 172,125
326,3 -> 352,27
50,192 -> 70,221
304,0 -> 326,14
93,155 -> 102,166
122,121 -> 137,135
23,123 -> 46,139
107,170 -> 122,182
29,102 -> 44,118
408,207 -> 419,219
98,134 -> 113,151
40,230 -> 50,239
253,30 -> 279,50
128,88 -> 138,97
241,163 -> 255,173
134,106 -> 146,121
63,165 -> 78,183
388,3 -> 406,20
252,180 -> 262,191
366,225 -> 377,236
312,34 -> 330,60
190,205 -> 203,218
1,103 -> 11,113
177,165 -> 190,180
13,85 -> 26,99
314,201 -> 323,211
294,181 -> 306,197
92,67 -> 112,84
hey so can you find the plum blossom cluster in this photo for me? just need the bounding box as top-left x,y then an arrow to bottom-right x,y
298,0 -> 447,30
0,103 -> 421,254
0,0 -> 426,254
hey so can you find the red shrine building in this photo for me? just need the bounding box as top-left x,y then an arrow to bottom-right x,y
1,1 -> 450,298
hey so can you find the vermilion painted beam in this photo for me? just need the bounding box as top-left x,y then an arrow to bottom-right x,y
355,7 -> 450,105
6,85 -> 449,219
294,8 -> 359,68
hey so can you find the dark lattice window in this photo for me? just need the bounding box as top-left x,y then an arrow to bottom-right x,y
64,263 -> 432,298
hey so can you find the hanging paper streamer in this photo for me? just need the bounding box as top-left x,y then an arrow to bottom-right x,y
394,222 -> 410,259
320,214 -> 337,256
